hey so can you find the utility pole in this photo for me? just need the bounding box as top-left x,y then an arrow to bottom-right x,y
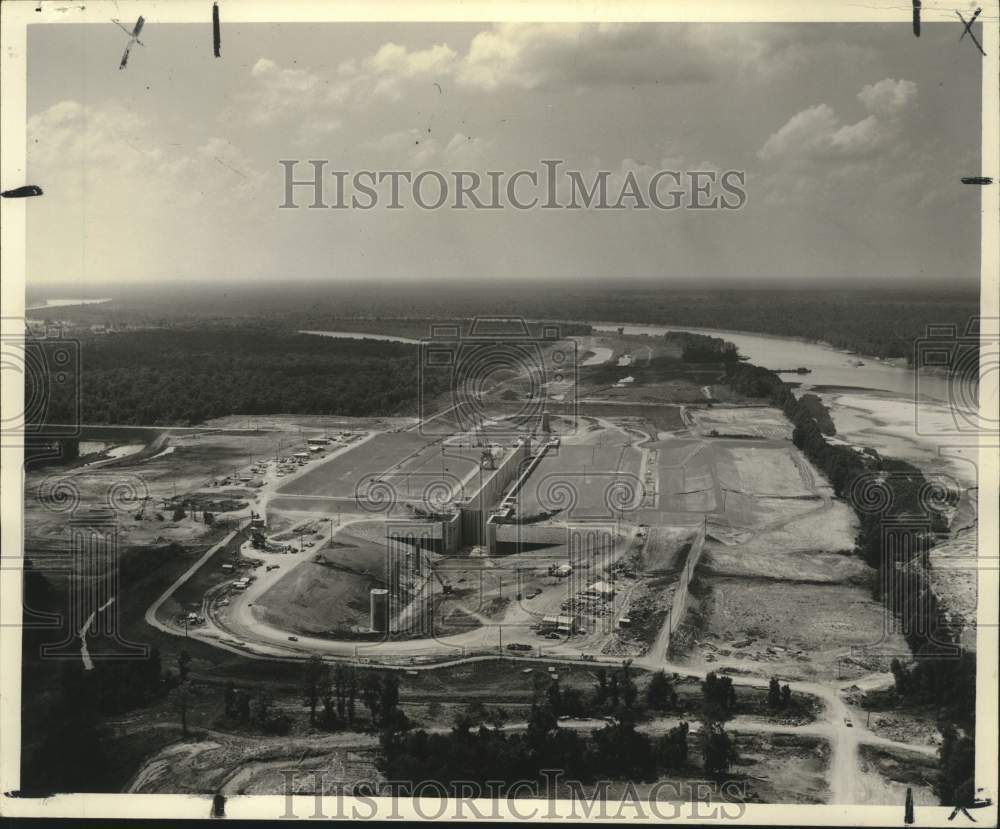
180,683 -> 189,738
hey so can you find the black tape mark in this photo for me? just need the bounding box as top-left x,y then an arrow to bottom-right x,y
912,0 -> 921,37
961,177 -> 993,185
956,8 -> 986,56
947,792 -> 994,821
211,793 -> 226,818
213,2 -> 221,58
114,15 -> 145,70
1,185 -> 43,198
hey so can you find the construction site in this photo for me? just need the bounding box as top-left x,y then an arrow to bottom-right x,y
22,326 -> 899,672
20,325 -> 973,806
98,326 -> 862,674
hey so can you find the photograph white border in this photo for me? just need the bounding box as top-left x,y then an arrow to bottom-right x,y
1,0 -> 997,823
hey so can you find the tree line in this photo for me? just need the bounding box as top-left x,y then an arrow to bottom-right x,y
726,360 -> 976,805
31,327 -> 452,426
373,663 -> 746,792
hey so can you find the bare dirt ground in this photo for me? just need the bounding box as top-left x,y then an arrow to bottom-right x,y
688,406 -> 792,440
128,731 -> 380,794
818,390 -> 979,654
703,546 -> 869,584
565,732 -> 831,805
253,547 -> 385,636
514,427 -> 642,519
684,577 -> 908,682
729,447 -> 814,497
641,525 -> 701,573
25,428 -> 307,551
925,533 -> 978,649
856,744 -> 939,806
277,431 -> 432,498
729,732 -> 831,804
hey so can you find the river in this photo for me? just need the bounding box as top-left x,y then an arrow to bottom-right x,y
590,322 -> 982,489
303,323 -> 978,487
25,297 -> 112,311
300,329 -> 421,344
591,322 -> 960,404
304,322 -> 965,403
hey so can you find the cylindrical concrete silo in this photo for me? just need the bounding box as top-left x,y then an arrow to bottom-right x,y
370,588 -> 389,633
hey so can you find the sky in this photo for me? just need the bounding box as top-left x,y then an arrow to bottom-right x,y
25,21 -> 983,290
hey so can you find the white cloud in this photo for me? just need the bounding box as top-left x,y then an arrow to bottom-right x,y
27,101 -> 266,283
455,23 -> 718,91
365,129 -> 439,166
230,26 -> 885,157
857,77 -> 917,117
365,42 -> 456,78
452,23 -> 882,92
237,58 -> 349,128
758,78 -> 918,162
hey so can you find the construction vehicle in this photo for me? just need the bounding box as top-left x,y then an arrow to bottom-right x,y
432,569 -> 454,595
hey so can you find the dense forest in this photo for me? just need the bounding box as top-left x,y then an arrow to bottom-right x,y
29,284 -> 978,364
378,663 -> 737,793
33,327 -> 448,426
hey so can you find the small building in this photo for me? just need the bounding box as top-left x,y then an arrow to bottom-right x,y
586,580 -> 615,599
294,451 -> 309,459
541,613 -> 577,634
548,563 -> 573,578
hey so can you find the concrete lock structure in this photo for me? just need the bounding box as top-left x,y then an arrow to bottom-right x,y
458,437 -> 531,550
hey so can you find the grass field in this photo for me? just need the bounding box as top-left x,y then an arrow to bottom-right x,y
278,432 -> 428,497
277,431 -> 484,509
563,402 -> 686,432
515,436 -> 643,520
656,441 -> 718,513
728,447 -> 812,497
690,406 -> 792,440
693,576 -> 908,681
641,526 -> 701,573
